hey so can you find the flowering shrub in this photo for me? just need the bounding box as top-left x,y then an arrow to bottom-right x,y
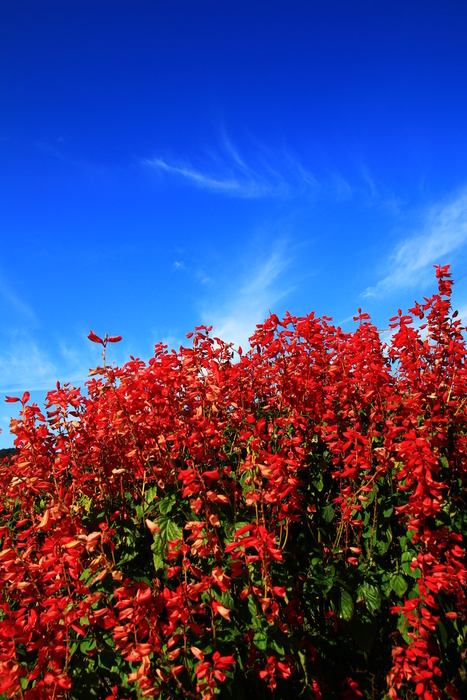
0,265 -> 466,699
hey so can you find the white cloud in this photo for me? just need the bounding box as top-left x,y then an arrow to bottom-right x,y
0,331 -> 111,394
331,173 -> 353,201
58,339 -> 102,381
148,158 -> 258,195
172,261 -> 210,284
202,248 -> 293,352
0,276 -> 37,322
0,335 -> 58,392
144,136 -> 318,199
0,333 -> 94,447
196,269 -> 210,285
363,186 -> 467,299
360,165 -> 378,199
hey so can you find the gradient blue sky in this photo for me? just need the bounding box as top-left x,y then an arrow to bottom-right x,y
2,1 -> 467,447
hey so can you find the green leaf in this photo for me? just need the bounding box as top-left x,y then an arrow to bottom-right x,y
219,590 -> 235,611
270,638 -> 285,656
438,620 -> 448,651
166,518 -> 183,542
312,475 -> 324,492
145,484 -> 158,505
397,611 -> 411,645
390,574 -> 408,598
247,595 -> 260,628
253,631 -> 268,651
151,532 -> 165,572
435,510 -> 451,527
159,515 -> 183,544
357,582 -> 381,614
321,504 -> 334,523
159,494 -> 176,516
135,504 -> 144,521
79,568 -> 91,583
118,547 -> 139,565
234,521 -> 251,534
401,551 -> 420,578
316,565 -> 335,595
80,638 -> 97,654
339,589 -> 354,621
375,525 -> 392,556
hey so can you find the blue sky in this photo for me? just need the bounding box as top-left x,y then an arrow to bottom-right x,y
2,1 -> 467,447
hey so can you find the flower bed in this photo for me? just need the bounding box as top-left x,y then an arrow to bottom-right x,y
0,265 -> 466,699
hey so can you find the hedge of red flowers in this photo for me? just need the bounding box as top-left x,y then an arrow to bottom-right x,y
0,265 -> 466,699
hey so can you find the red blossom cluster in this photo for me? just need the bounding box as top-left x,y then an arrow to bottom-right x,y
0,266 -> 466,699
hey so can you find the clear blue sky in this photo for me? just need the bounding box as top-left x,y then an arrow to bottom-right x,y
2,1 -> 467,447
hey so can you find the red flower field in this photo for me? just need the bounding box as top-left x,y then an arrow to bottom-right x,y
0,265 -> 466,699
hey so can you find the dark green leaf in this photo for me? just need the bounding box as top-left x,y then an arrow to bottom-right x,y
219,590 -> 235,611
166,518 -> 183,542
321,504 -> 334,523
159,514 -> 183,544
80,639 -> 97,654
145,484 -> 158,505
247,595 -> 259,628
390,574 -> 408,598
339,589 -> 354,621
397,612 -> 411,645
151,532 -> 165,572
253,632 -> 268,651
270,638 -> 285,656
159,494 -> 176,516
375,525 -> 392,556
312,475 -> 324,492
357,582 -> 381,614
135,504 -> 144,521
401,551 -> 420,578
438,620 -> 448,651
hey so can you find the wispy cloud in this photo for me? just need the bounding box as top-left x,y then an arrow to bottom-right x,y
330,173 -> 353,201
0,275 -> 37,322
363,186 -> 467,299
196,269 -> 210,285
201,247 -> 293,352
172,260 -> 210,284
144,136 -> 318,199
0,334 -> 59,393
0,330 -> 116,394
360,165 -> 378,200
0,332 -> 96,446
